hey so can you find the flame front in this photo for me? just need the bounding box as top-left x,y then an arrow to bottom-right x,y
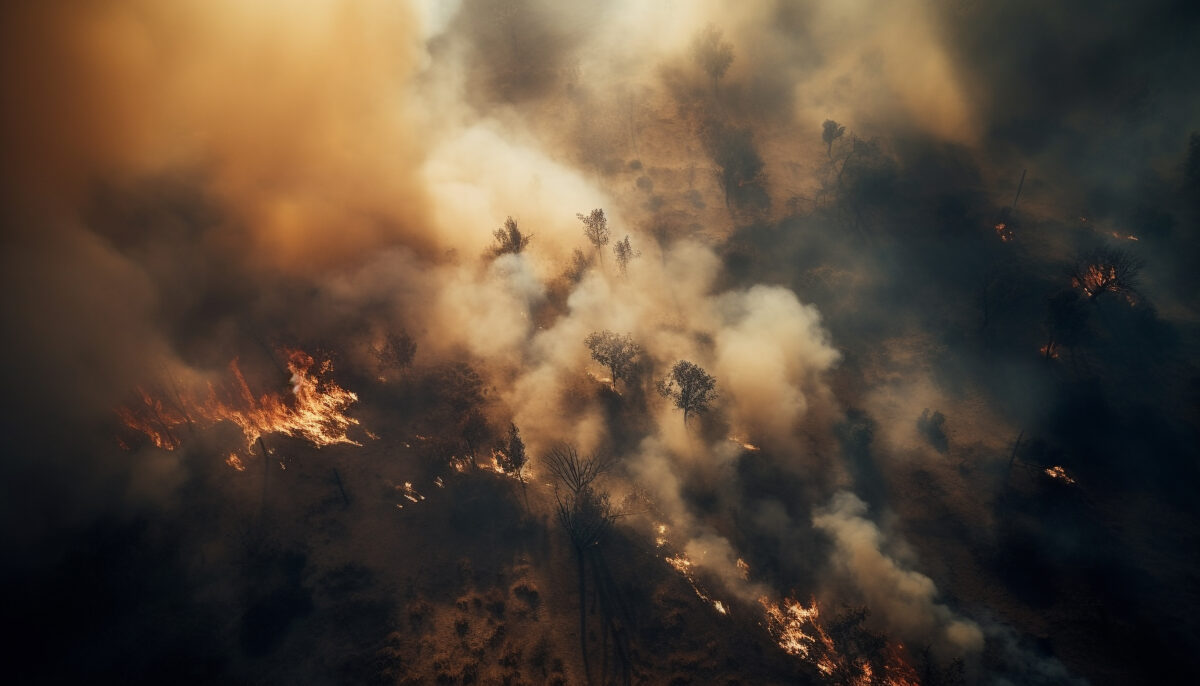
759,596 -> 919,685
118,349 -> 361,460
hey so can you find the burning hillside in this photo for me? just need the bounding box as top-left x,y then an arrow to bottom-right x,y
4,1 -> 1200,684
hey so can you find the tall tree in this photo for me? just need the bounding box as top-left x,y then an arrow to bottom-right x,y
656,360 -> 718,424
578,208 -> 610,261
545,444 -> 618,685
584,331 -> 641,389
692,24 -> 734,96
822,119 -> 846,159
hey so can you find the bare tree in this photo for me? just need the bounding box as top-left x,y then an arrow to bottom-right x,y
822,119 -> 846,159
549,448 -> 624,681
492,216 -> 531,256
656,360 -> 718,424
544,444 -> 613,496
584,331 -> 641,389
1070,247 -> 1143,301
612,235 -> 640,275
578,208 -> 609,261
692,23 -> 734,96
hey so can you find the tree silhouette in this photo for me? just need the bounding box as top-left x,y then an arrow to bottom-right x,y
545,444 -> 619,684
692,24 -> 734,96
578,209 -> 610,261
612,235 -> 640,275
584,331 -> 641,389
496,423 -> 528,507
822,119 -> 846,159
656,360 -> 718,424
1070,247 -> 1143,301
491,216 -> 531,256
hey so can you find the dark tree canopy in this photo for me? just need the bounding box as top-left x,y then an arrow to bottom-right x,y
704,124 -> 769,212
492,216 -> 531,256
578,208 -> 609,256
822,119 -> 846,159
656,360 -> 718,423
496,422 -> 527,478
585,331 -> 641,388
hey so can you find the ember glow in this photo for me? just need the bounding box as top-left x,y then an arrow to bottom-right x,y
665,554 -> 728,616
1072,264 -> 1119,298
1044,465 -> 1077,485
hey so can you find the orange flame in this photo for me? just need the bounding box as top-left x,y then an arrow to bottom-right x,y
1072,264 -> 1118,298
994,223 -> 1013,242
1044,465 -> 1076,485
118,349 -> 361,460
759,596 -> 920,685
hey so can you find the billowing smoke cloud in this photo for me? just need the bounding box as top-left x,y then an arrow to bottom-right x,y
814,491 -> 984,655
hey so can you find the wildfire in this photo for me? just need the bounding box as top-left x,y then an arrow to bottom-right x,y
994,222 -> 1013,242
665,553 -> 728,616
759,597 -> 919,685
728,435 -> 760,452
760,596 -> 835,668
1044,465 -> 1076,485
225,453 -> 246,471
394,481 -> 427,509
1039,343 -> 1060,359
118,349 -> 361,463
1110,231 -> 1139,241
655,523 -> 668,547
1072,264 -> 1118,298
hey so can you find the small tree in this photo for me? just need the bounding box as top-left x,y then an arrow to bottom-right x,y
1070,247 -> 1143,301
692,24 -> 734,96
822,119 -> 846,159
656,360 -> 718,424
492,216 -> 531,256
578,208 -> 609,261
585,331 -> 641,389
612,235 -> 640,275
496,423 -> 529,506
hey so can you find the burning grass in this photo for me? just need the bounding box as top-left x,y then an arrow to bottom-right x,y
117,349 -> 361,459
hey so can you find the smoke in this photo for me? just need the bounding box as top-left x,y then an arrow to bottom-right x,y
3,0 -> 1195,682
813,491 -> 984,656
